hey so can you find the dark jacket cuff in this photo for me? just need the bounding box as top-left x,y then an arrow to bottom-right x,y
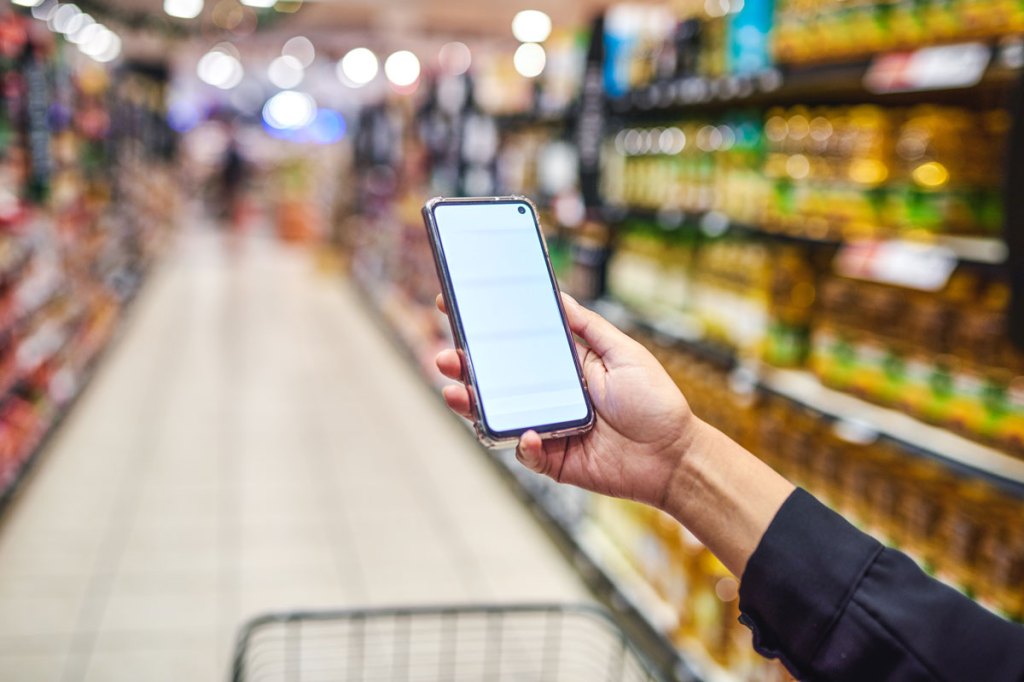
737,487 -> 883,675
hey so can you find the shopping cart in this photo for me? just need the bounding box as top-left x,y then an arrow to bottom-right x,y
231,603 -> 670,682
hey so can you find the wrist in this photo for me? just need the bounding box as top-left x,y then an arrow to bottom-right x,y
659,416 -> 716,521
658,418 -> 795,577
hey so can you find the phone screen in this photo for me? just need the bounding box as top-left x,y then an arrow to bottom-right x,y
431,200 -> 591,436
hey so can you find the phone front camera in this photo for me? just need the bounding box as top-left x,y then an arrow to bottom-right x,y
517,206 -> 526,214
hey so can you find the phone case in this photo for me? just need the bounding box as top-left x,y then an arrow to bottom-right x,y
422,196 -> 595,449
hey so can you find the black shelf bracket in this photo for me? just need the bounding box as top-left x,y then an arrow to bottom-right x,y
1006,68 -> 1024,348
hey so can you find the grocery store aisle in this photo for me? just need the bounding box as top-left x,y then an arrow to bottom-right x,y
0,224 -> 589,682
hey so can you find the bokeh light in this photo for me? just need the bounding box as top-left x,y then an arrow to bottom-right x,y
511,10 -> 552,43
338,47 -> 379,87
384,50 -> 420,88
438,42 -> 472,76
513,43 -> 546,78
282,36 -> 315,67
198,48 -> 244,89
268,55 -> 304,89
164,0 -> 203,19
262,90 -> 317,130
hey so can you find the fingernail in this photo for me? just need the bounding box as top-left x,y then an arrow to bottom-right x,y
517,443 -> 538,471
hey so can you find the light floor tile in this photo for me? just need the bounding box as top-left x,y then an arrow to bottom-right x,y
80,648 -> 221,682
0,651 -> 73,682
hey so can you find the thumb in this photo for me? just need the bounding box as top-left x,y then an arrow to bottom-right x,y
560,293 -> 625,360
516,431 -> 545,474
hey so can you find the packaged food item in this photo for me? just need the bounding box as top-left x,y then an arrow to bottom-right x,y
976,505 -> 1024,622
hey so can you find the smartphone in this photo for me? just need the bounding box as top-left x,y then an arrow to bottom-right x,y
423,196 -> 595,448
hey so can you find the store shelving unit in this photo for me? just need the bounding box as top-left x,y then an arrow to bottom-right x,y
608,42 -> 1022,118
0,16 -> 175,514
758,366 -> 1024,493
0,274 -> 147,515
603,207 -> 1009,265
592,296 -> 1024,499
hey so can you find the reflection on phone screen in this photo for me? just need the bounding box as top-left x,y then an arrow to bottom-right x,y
434,202 -> 589,434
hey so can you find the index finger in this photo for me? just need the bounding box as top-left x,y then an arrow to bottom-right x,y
560,293 -> 624,360
435,294 -> 447,315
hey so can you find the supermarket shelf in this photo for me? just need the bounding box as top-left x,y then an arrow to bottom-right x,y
608,44 -> 1021,118
592,297 -> 1024,497
930,234 -> 1009,264
494,111 -> 569,130
757,366 -> 1024,494
575,520 -> 740,682
604,208 -> 1007,265
0,266 -> 151,515
0,236 -> 33,282
502,464 -> 703,682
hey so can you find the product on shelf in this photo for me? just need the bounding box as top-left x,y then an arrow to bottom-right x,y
773,0 -> 1024,64
602,0 -> 774,97
603,113 -> 766,222
606,222 -> 818,360
763,105 -> 1006,238
811,269 -> 1024,454
0,14 -> 175,505
604,104 -> 1007,240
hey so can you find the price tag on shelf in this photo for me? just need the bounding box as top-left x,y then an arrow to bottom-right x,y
864,43 -> 990,93
832,417 -> 880,445
834,240 -> 957,291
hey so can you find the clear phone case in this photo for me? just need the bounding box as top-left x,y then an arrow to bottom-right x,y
422,196 -> 595,449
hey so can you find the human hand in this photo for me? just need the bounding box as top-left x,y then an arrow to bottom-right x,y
435,293 -> 700,511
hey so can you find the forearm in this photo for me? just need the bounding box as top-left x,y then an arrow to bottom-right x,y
662,418 -> 795,578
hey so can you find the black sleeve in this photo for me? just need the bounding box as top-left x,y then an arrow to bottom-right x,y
737,488 -> 1024,681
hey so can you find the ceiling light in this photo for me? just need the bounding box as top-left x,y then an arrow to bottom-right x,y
263,90 -> 317,130
338,47 -> 378,86
239,0 -> 275,7
198,49 -> 244,89
31,1 -> 59,20
12,0 -> 45,8
164,0 -> 203,19
71,22 -> 102,47
49,4 -> 81,33
92,32 -> 122,63
282,36 -> 315,67
66,14 -> 95,42
511,10 -> 552,43
438,41 -> 471,75
268,55 -> 303,89
513,42 -> 546,78
62,10 -> 90,35
79,25 -> 114,57
384,50 -> 420,88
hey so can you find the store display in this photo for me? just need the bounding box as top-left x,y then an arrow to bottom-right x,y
0,10 -> 174,507
774,0 -> 1024,64
602,104 -> 1007,240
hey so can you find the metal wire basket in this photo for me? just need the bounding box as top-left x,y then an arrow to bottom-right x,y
232,603 -> 668,682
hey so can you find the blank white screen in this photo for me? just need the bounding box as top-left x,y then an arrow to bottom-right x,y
434,202 -> 589,434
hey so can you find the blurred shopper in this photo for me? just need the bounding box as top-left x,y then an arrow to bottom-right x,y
219,134 -> 248,233
435,293 -> 1024,682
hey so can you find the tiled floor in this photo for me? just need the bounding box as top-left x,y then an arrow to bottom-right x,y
0,225 -> 590,681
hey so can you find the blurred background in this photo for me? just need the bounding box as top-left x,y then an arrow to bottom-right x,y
0,0 -> 1023,679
